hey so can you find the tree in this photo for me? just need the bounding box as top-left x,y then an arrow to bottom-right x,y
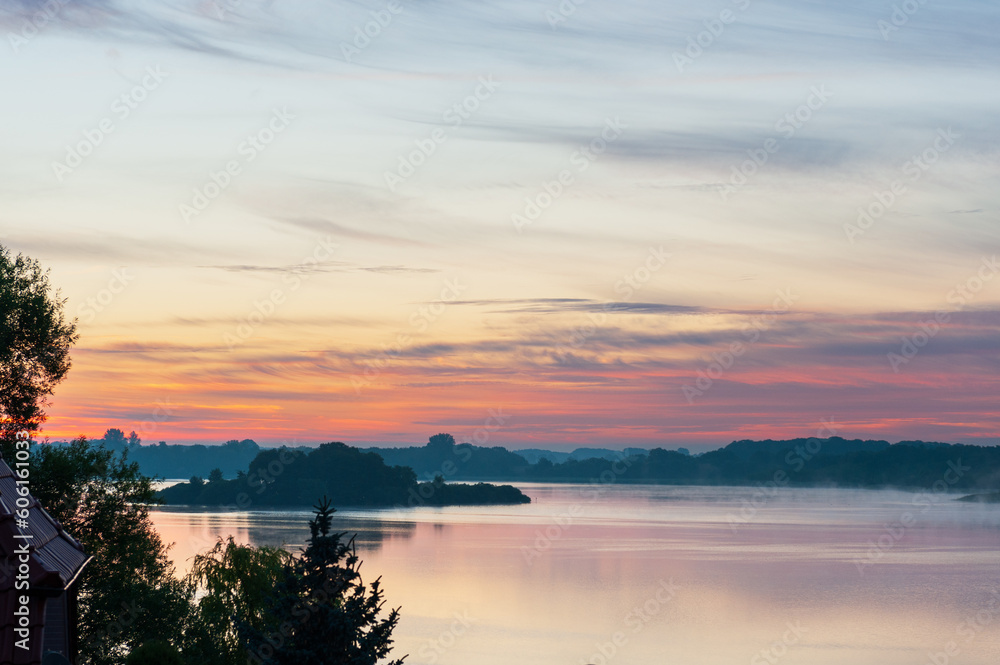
30,438 -> 194,665
209,467 -> 224,483
102,427 -> 128,452
534,457 -> 554,476
0,245 -> 77,451
241,497 -> 404,665
427,432 -> 455,452
183,537 -> 292,665
124,640 -> 184,665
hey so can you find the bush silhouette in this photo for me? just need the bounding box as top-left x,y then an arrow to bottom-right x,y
125,640 -> 183,665
240,497 -> 404,664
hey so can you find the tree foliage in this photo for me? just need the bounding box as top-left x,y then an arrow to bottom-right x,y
29,442 -> 409,665
183,537 -> 292,665
99,427 -> 141,454
240,497 -> 404,665
124,640 -> 184,665
30,438 -> 193,665
0,246 -> 77,450
523,437 -> 1000,489
159,441 -> 531,508
426,432 -> 455,452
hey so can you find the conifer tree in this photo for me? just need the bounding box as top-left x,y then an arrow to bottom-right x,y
241,497 -> 404,665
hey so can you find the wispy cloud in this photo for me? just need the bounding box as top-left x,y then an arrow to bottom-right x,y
274,217 -> 429,248
447,298 -> 706,315
11,0 -> 1000,447
200,262 -> 438,275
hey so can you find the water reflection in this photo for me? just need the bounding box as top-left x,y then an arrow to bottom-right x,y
149,485 -> 1000,665
151,506 -> 419,571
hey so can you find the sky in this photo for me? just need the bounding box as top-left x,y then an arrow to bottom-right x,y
1,0 -> 998,451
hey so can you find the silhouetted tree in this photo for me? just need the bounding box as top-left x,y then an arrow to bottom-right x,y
124,640 -> 184,665
241,497 -> 404,665
209,467 -> 224,483
102,427 -> 128,452
0,245 -> 77,454
183,537 -> 291,665
427,432 -> 455,452
31,438 -> 193,665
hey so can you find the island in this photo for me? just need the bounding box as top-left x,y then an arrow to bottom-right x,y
158,441 -> 531,508
957,492 -> 1000,503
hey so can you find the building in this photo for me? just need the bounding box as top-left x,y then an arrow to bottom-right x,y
0,455 -> 91,665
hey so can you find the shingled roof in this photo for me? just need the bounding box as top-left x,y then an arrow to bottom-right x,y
0,454 -> 92,663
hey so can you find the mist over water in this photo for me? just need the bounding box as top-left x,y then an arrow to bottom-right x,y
152,483 -> 1000,665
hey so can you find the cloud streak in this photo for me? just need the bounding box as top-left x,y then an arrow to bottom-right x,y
6,0 -> 998,448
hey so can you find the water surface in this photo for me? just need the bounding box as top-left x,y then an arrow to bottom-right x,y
151,484 -> 1000,665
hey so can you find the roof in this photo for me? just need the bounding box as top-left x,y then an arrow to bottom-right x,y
0,455 -> 92,593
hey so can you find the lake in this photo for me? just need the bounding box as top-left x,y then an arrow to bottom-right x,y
150,483 -> 1000,665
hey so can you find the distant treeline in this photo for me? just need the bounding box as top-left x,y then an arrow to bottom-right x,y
367,434 -> 999,491
80,429 -> 1000,493
524,438 -> 999,490
58,428 -> 264,479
